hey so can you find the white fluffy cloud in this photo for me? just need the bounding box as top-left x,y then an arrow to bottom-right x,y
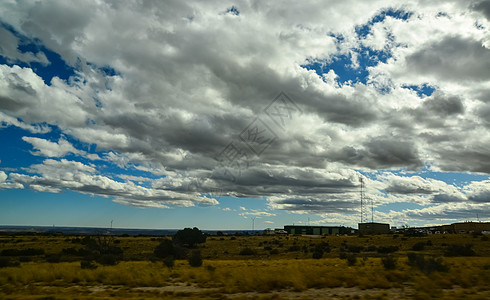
22,136 -> 83,157
0,0 -> 489,223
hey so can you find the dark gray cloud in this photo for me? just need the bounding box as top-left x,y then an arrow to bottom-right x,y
472,0 -> 490,19
270,196 -> 358,214
405,36 -> 490,82
330,138 -> 422,170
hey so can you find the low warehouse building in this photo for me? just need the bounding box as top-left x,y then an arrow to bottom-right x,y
284,225 -> 351,235
451,222 -> 490,234
358,222 -> 390,234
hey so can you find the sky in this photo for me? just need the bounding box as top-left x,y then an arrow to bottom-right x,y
1,0 -> 490,230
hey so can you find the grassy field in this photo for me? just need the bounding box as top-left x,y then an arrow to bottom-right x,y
0,232 -> 489,299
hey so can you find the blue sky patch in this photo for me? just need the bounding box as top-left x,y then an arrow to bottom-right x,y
355,8 -> 413,38
402,83 -> 436,97
302,46 -> 391,85
226,6 -> 240,16
0,23 -> 77,85
301,9 -> 411,86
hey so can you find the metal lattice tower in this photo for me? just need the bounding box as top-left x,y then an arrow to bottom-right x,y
371,193 -> 374,223
360,176 -> 365,223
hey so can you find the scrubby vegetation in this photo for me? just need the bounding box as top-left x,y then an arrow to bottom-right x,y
0,231 -> 489,299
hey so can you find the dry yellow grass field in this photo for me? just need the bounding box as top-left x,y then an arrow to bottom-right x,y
1,233 -> 489,299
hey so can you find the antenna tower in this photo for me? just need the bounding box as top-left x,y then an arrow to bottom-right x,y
360,176 -> 365,223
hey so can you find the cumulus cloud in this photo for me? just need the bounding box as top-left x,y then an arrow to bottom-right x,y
405,36 -> 490,82
0,0 -> 489,223
22,136 -> 83,157
0,26 -> 49,65
6,158 -> 218,207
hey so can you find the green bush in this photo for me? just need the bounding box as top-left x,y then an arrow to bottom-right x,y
45,254 -> 61,263
163,256 -> 175,269
412,242 -> 425,251
80,260 -> 98,269
1,248 -> 44,256
312,250 -> 323,259
188,250 -> 203,267
366,245 -> 377,252
0,256 -> 19,268
19,256 -> 31,262
173,227 -> 206,248
407,252 -> 448,274
154,239 -> 175,258
344,245 -> 363,253
239,247 -> 256,256
381,255 -> 397,270
269,249 -> 279,255
377,246 -> 398,254
444,244 -> 476,257
347,254 -> 357,266
287,245 -> 301,252
97,254 -> 119,266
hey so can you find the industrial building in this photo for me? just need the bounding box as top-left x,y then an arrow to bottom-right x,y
358,222 -> 390,234
404,222 -> 490,234
451,222 -> 490,234
283,225 -> 352,235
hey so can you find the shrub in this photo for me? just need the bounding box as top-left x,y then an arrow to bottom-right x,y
444,244 -> 476,257
381,255 -> 397,270
345,245 -> 363,253
312,250 -> 323,259
481,235 -> 489,241
62,247 -> 90,256
80,260 -> 97,269
347,254 -> 357,266
97,254 -> 119,266
0,256 -> 14,268
269,249 -> 279,255
173,227 -> 206,247
154,239 -> 175,258
412,242 -> 425,251
316,242 -> 331,253
45,254 -> 61,263
366,245 -> 377,252
1,248 -> 44,256
239,247 -> 256,256
287,245 -> 301,252
377,246 -> 398,254
407,252 -> 425,267
154,239 -> 188,259
163,256 -> 175,269
424,257 -> 449,273
407,252 -> 448,274
188,250 -> 203,267
19,256 -> 31,262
